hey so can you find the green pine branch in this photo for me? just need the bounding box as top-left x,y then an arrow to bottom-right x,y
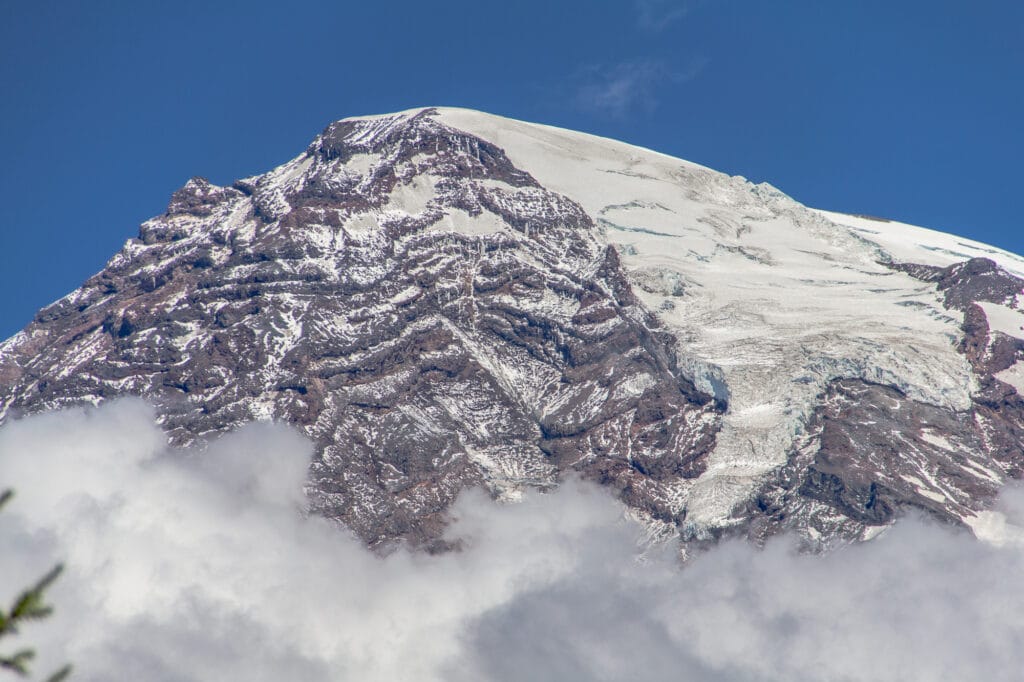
1,490 -> 72,680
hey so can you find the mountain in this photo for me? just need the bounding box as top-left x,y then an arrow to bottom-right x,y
2,107 -> 1022,553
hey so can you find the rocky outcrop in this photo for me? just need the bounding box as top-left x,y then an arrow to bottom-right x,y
742,259 -> 1024,548
0,110 -> 721,550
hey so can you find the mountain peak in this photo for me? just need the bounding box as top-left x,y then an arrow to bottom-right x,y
2,109 -> 1022,552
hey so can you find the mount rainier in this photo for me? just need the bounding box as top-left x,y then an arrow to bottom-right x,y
2,107 -> 1022,553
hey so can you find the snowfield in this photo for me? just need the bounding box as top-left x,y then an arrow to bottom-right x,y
439,107 -> 998,531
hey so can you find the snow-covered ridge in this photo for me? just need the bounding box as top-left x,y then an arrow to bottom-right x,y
435,107 -> 994,531
819,209 -> 1024,278
1,106 -> 1021,550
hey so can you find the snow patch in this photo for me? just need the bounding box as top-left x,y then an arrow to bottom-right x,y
977,301 -> 1024,340
996,361 -> 1024,396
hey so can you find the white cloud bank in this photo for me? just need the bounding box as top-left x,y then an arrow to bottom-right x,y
2,399 -> 1024,681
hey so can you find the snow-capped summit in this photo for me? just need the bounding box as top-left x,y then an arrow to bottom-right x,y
2,107 -> 1022,551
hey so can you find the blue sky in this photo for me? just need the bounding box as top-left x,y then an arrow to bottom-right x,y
2,0 -> 1021,339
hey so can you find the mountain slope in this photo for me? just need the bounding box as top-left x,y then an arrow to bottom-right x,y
2,107 -> 1022,551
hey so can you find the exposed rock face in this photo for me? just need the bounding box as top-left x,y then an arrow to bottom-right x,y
1,107 -> 1022,551
743,258 -> 1024,549
0,109 -> 721,549
891,257 -> 1024,379
746,376 -> 1024,548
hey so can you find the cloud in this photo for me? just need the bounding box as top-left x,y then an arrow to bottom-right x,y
2,400 -> 1024,681
575,58 -> 707,118
634,0 -> 695,32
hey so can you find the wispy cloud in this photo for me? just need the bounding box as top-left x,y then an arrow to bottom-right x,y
634,0 -> 696,31
575,57 -> 708,118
